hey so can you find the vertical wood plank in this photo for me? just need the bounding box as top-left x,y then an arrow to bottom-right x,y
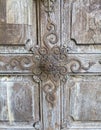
40,0 -> 61,47
39,0 -> 61,130
61,0 -> 70,47
42,81 -> 61,130
0,0 -> 6,24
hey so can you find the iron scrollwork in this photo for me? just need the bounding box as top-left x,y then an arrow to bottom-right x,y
25,20 -> 94,106
27,27 -> 68,106
24,0 -> 95,106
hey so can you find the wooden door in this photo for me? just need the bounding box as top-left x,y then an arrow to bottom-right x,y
0,0 -> 101,130
61,0 -> 101,130
0,0 -> 39,130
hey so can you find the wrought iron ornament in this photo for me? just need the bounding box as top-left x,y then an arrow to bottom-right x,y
27,19 -> 68,106
26,0 -> 94,106
20,0 -> 92,106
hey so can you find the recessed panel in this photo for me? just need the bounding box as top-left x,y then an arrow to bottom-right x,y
0,0 -> 33,45
0,76 -> 39,124
70,82 -> 101,121
63,76 -> 101,129
71,0 -> 101,44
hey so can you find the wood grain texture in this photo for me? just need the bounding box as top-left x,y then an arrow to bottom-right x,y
62,76 -> 101,129
39,0 -> 61,130
0,76 -> 39,126
71,0 -> 101,44
0,0 -> 35,45
0,0 -> 101,130
62,0 -> 101,53
70,82 -> 101,121
6,0 -> 32,25
61,1 -> 101,130
0,24 -> 32,45
0,0 -> 38,129
0,0 -> 6,24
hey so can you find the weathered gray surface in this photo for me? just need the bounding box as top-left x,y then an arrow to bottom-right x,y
0,0 -> 39,130
70,81 -> 101,121
71,0 -> 101,44
0,0 -> 34,45
63,76 -> 101,129
0,76 -> 39,127
61,0 -> 101,130
0,0 -> 101,130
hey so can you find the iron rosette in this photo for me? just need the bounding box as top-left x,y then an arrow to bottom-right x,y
28,45 -> 68,84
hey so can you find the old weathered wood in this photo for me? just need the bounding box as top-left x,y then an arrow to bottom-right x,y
0,76 -> 39,127
62,76 -> 101,129
0,0 -> 101,130
0,0 -> 39,130
39,0 -> 61,130
71,0 -> 101,44
61,0 -> 101,130
0,0 -> 6,24
0,0 -> 34,45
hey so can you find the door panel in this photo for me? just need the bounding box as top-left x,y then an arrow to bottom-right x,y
0,0 -> 34,45
0,76 -> 39,129
71,0 -> 101,44
70,81 -> 101,121
0,0 -> 101,130
61,0 -> 101,130
0,76 -> 39,123
0,0 -> 39,129
63,76 -> 101,129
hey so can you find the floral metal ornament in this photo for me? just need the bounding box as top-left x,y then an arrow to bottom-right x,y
25,19 -> 94,106
24,0 -> 95,106
30,45 -> 68,107
30,45 -> 68,83
25,15 -> 67,106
